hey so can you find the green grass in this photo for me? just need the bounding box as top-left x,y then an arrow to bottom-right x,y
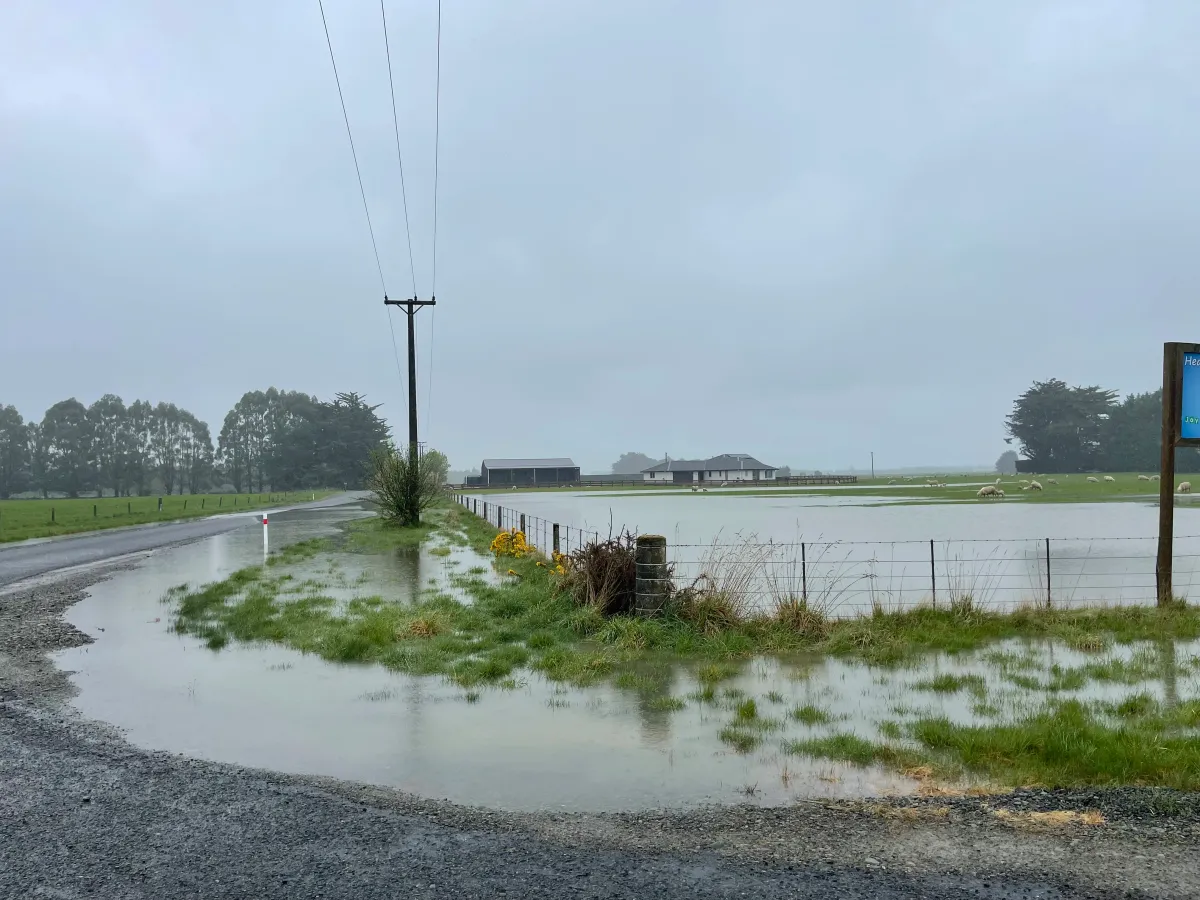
790,703 -> 835,725
787,695 -> 1200,790
912,672 -> 988,696
0,491 -> 335,542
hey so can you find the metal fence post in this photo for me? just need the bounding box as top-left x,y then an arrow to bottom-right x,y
930,539 -> 936,608
483,502 -> 488,523
520,513 -> 526,535
1046,537 -> 1052,608
553,523 -> 560,555
635,535 -> 669,617
801,541 -> 807,601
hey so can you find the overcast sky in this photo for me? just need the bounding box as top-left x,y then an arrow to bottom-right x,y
3,1 -> 1199,474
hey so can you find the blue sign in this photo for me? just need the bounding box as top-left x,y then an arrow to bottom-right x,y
1183,353 -> 1200,440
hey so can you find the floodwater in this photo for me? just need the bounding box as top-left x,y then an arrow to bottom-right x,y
53,500 -> 1200,813
54,503 -> 921,811
465,490 -> 1200,610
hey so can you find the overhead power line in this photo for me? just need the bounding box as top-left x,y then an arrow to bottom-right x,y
316,0 -> 406,393
379,0 -> 419,299
426,0 -> 442,438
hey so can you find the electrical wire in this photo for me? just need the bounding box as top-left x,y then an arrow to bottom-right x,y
379,0 -> 419,299
317,0 -> 406,394
425,0 -> 442,438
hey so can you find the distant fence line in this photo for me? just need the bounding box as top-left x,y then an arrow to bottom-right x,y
452,494 -> 1200,614
450,475 -> 858,490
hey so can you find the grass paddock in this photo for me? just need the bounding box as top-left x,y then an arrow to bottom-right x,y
0,491 -> 334,543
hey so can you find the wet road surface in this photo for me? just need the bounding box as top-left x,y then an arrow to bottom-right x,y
0,492 -> 365,588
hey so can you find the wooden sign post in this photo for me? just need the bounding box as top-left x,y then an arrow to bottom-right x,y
1157,342 -> 1200,605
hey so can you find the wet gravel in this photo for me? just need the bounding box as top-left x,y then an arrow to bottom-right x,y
2,566 -> 1198,898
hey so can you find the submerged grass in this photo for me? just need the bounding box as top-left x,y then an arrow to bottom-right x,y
788,695 -> 1200,791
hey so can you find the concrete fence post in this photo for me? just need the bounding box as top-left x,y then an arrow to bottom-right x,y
552,523 -> 560,555
483,502 -> 488,524
520,513 -> 526,535
634,534 -> 669,617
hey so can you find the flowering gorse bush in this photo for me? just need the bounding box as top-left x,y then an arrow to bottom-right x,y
490,529 -> 532,559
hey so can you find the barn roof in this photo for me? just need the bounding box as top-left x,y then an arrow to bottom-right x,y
641,454 -> 775,473
482,458 -> 577,470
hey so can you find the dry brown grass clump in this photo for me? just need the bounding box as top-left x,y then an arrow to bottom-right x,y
992,809 -> 1106,829
560,533 -> 637,616
399,617 -> 441,639
867,804 -> 951,822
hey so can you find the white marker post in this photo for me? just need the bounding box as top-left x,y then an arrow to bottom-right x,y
262,512 -> 269,559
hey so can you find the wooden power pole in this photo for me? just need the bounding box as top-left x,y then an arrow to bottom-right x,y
384,294 -> 436,520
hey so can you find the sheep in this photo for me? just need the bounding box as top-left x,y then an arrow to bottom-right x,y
1103,475 -> 1116,483
1179,482 -> 1193,494
1138,474 -> 1150,481
1086,476 -> 1100,483
888,479 -> 897,485
995,478 -> 1002,485
977,485 -> 1004,498
1149,474 -> 1161,482
1029,480 -> 1043,491
1047,478 -> 1059,485
690,486 -> 698,492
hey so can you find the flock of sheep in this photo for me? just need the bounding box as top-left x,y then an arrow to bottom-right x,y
975,472 -> 1188,499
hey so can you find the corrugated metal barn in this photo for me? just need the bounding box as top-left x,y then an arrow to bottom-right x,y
480,458 -> 580,486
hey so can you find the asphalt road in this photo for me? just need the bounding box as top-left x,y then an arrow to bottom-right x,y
0,492 -> 365,589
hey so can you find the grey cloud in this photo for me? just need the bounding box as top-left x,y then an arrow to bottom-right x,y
4,0 -> 1200,474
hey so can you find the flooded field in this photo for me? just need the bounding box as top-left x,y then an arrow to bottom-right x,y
466,490 -> 1200,610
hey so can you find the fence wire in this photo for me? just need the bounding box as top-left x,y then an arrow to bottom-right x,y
453,494 -> 1200,614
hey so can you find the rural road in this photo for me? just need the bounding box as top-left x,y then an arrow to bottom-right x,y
0,492 -> 366,589
1,496 -> 1197,898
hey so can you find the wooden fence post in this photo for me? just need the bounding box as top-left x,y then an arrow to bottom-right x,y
634,535 -> 669,617
553,523 -> 560,555
801,542 -> 807,601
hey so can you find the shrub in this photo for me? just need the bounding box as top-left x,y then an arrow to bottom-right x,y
368,446 -> 443,526
558,533 -> 637,616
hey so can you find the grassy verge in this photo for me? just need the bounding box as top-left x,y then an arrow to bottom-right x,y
788,695 -> 1200,791
0,491 -> 336,543
170,501 -> 1200,678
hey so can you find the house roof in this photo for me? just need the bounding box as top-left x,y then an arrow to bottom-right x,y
482,458 -> 577,470
642,459 -> 708,473
641,454 -> 775,473
705,453 -> 774,471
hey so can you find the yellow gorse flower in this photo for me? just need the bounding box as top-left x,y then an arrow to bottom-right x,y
491,528 -> 533,559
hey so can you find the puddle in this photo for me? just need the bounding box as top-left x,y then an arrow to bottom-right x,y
54,505 -> 1200,812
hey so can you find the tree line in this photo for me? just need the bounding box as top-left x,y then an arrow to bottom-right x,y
1006,378 -> 1200,472
0,389 -> 392,499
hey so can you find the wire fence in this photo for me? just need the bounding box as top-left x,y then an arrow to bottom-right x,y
455,493 -> 603,556
453,494 -> 1200,614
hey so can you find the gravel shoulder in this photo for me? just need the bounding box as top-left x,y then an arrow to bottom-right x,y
2,566 -> 1198,898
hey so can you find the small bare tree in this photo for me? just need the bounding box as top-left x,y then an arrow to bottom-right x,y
369,446 -> 442,526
